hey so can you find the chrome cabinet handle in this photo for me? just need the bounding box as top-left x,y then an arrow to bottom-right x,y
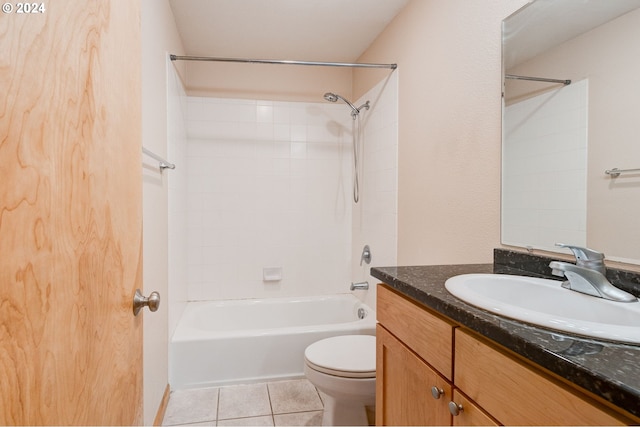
133,289 -> 160,316
431,386 -> 444,399
448,401 -> 463,416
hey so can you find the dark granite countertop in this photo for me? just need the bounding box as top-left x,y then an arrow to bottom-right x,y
371,262 -> 640,418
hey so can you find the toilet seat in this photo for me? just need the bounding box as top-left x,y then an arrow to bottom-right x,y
304,335 -> 376,379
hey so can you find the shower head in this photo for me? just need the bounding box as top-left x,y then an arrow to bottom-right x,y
323,92 -> 370,203
324,92 -> 339,103
323,92 -> 370,119
324,92 -> 356,111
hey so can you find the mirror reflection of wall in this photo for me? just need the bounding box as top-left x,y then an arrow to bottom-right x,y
503,80 -> 588,250
502,0 -> 640,264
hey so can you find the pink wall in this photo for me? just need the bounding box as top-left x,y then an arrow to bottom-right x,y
354,0 -> 528,265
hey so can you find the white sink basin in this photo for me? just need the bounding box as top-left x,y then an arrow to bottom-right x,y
445,274 -> 640,344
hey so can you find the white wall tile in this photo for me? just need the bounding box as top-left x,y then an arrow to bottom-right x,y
183,97 -> 355,301
351,73 -> 399,310
174,83 -> 399,304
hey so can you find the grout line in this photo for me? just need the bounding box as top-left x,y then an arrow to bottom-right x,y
313,384 -> 324,406
215,387 -> 221,424
217,415 -> 273,422
266,382 -> 276,426
274,409 -> 325,415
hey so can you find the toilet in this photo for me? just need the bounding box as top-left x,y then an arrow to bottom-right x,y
304,335 -> 376,426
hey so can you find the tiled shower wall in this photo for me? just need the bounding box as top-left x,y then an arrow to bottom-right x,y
185,98 -> 355,300
352,74 -> 399,308
168,72 -> 398,307
167,62 -> 189,336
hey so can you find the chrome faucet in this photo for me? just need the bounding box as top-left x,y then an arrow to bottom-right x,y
350,281 -> 369,291
549,244 -> 637,302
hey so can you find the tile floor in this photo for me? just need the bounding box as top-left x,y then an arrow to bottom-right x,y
163,379 -> 324,426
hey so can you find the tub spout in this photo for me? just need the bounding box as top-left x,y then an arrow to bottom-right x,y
350,281 -> 369,291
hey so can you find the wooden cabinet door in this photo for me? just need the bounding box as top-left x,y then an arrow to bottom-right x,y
376,325 -> 451,426
0,1 -> 143,424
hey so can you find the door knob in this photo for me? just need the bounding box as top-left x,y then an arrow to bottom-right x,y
448,401 -> 464,416
431,386 -> 444,399
133,289 -> 160,316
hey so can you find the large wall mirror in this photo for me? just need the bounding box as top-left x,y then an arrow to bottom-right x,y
502,0 -> 640,264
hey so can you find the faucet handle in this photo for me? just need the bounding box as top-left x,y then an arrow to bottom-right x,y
555,243 -> 604,261
360,245 -> 372,266
555,243 -> 605,274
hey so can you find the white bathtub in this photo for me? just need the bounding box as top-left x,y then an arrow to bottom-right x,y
170,294 -> 376,389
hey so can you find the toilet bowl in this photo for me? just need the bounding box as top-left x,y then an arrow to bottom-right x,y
304,335 -> 376,426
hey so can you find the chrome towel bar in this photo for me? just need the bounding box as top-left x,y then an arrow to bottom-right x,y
143,147 -> 175,171
605,168 -> 640,178
505,74 -> 571,85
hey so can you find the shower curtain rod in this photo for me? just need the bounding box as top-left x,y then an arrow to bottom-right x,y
170,54 -> 397,70
505,74 -> 571,85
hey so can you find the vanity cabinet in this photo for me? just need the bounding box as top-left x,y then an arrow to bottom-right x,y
376,284 -> 496,426
376,326 -> 451,425
376,284 -> 637,426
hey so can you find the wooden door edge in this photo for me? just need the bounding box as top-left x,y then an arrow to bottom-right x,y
154,384 -> 171,426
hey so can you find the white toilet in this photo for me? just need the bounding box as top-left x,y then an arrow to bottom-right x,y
304,335 -> 376,426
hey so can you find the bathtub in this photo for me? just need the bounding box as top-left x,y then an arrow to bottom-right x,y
170,293 -> 376,389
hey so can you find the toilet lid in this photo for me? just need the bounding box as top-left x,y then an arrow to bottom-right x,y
305,335 -> 376,379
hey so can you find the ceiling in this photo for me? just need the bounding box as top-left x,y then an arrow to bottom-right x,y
168,0 -> 410,63
504,0 -> 640,69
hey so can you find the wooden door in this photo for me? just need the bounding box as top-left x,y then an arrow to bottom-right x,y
376,325 -> 452,426
0,1 -> 143,424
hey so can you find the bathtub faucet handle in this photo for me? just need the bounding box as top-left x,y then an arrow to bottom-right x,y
360,245 -> 371,266
350,281 -> 369,291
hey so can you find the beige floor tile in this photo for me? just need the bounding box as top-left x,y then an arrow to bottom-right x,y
268,379 -> 323,414
273,411 -> 323,426
218,383 -> 272,420
163,387 -> 219,426
217,415 -> 275,426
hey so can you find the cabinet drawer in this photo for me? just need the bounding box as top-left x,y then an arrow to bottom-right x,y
455,329 -> 632,426
377,284 -> 455,380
